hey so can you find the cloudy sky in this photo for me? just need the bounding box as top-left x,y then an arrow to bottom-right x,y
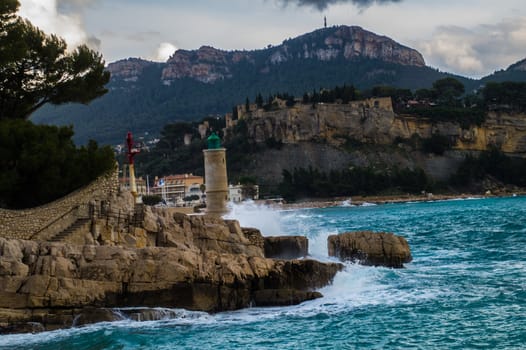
18,0 -> 526,78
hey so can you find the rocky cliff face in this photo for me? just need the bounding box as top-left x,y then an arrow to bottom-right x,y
291,26 -> 425,66
159,25 -> 425,84
241,100 -> 526,155
160,46 -> 252,83
230,99 -> 526,185
106,58 -> 159,82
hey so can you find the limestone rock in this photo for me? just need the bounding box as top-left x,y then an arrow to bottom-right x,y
0,230 -> 341,332
160,25 -> 424,85
328,231 -> 412,268
264,236 -> 308,259
253,289 -> 322,307
264,259 -> 344,290
242,227 -> 265,251
0,200 -> 343,333
72,307 -> 124,326
106,58 -> 159,82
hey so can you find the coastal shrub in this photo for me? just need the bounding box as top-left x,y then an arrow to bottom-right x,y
483,81 -> 526,112
278,166 -> 432,201
0,119 -> 115,209
422,134 -> 452,155
184,195 -> 200,202
450,148 -> 526,187
265,137 -> 283,149
407,106 -> 486,128
142,195 -> 162,206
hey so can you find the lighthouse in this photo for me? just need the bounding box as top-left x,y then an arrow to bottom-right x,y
203,132 -> 228,215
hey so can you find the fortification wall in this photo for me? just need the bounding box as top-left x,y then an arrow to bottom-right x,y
0,168 -> 119,240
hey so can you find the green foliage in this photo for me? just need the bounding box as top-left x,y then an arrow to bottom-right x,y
184,194 -> 200,201
33,55 -> 470,145
366,85 -> 412,102
0,0 -> 109,120
407,106 -> 486,128
482,81 -> 526,111
302,85 -> 358,104
238,175 -> 257,185
157,121 -> 197,149
263,101 -> 280,111
255,93 -> 264,108
414,88 -> 435,100
0,119 -> 115,208
142,194 -> 162,206
451,148 -> 526,187
432,77 -> 465,106
422,134 -> 452,155
278,166 -> 431,201
138,116 -> 229,177
265,137 -> 283,149
335,134 -> 365,152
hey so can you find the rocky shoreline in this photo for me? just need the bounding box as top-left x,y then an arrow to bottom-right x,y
0,190 -> 415,334
280,191 -> 525,210
0,188 -> 350,334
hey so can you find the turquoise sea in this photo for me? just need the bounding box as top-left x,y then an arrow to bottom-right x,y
1,196 -> 525,349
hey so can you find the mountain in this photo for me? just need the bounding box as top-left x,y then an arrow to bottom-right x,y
480,58 -> 526,83
32,25 -> 514,145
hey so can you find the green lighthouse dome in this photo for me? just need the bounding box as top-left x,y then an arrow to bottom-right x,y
207,132 -> 221,149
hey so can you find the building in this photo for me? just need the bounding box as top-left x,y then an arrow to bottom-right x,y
151,174 -> 204,204
228,184 -> 260,202
119,176 -> 147,196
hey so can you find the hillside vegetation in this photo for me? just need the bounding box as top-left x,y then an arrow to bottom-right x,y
131,80 -> 526,200
32,25 -> 480,145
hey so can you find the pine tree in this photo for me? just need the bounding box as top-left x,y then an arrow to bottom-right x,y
0,0 -> 110,120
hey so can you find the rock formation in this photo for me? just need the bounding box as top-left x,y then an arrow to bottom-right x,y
238,99 -> 526,156
159,25 -> 424,85
327,231 -> 412,268
106,58 -> 160,82
226,97 -> 526,186
0,194 -> 343,333
264,236 -> 308,259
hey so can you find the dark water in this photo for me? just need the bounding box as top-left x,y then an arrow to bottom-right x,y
1,196 -> 525,349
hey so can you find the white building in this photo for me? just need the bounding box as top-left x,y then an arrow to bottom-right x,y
228,184 -> 259,202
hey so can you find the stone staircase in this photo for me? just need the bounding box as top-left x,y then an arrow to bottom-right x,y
49,218 -> 91,242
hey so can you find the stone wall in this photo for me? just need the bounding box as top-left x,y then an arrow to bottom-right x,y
0,168 -> 119,241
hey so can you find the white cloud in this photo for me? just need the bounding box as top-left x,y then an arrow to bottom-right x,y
18,0 -> 99,50
417,17 -> 526,78
153,42 -> 178,62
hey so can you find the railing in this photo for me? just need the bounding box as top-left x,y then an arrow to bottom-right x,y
30,202 -> 145,240
95,204 -> 144,232
30,204 -> 89,240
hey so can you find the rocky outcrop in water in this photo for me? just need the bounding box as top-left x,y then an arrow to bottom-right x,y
0,202 -> 342,333
327,231 -> 412,268
264,236 -> 308,259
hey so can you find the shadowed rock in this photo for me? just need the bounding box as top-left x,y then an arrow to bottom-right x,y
264,236 -> 308,259
328,231 -> 412,268
253,289 -> 322,307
